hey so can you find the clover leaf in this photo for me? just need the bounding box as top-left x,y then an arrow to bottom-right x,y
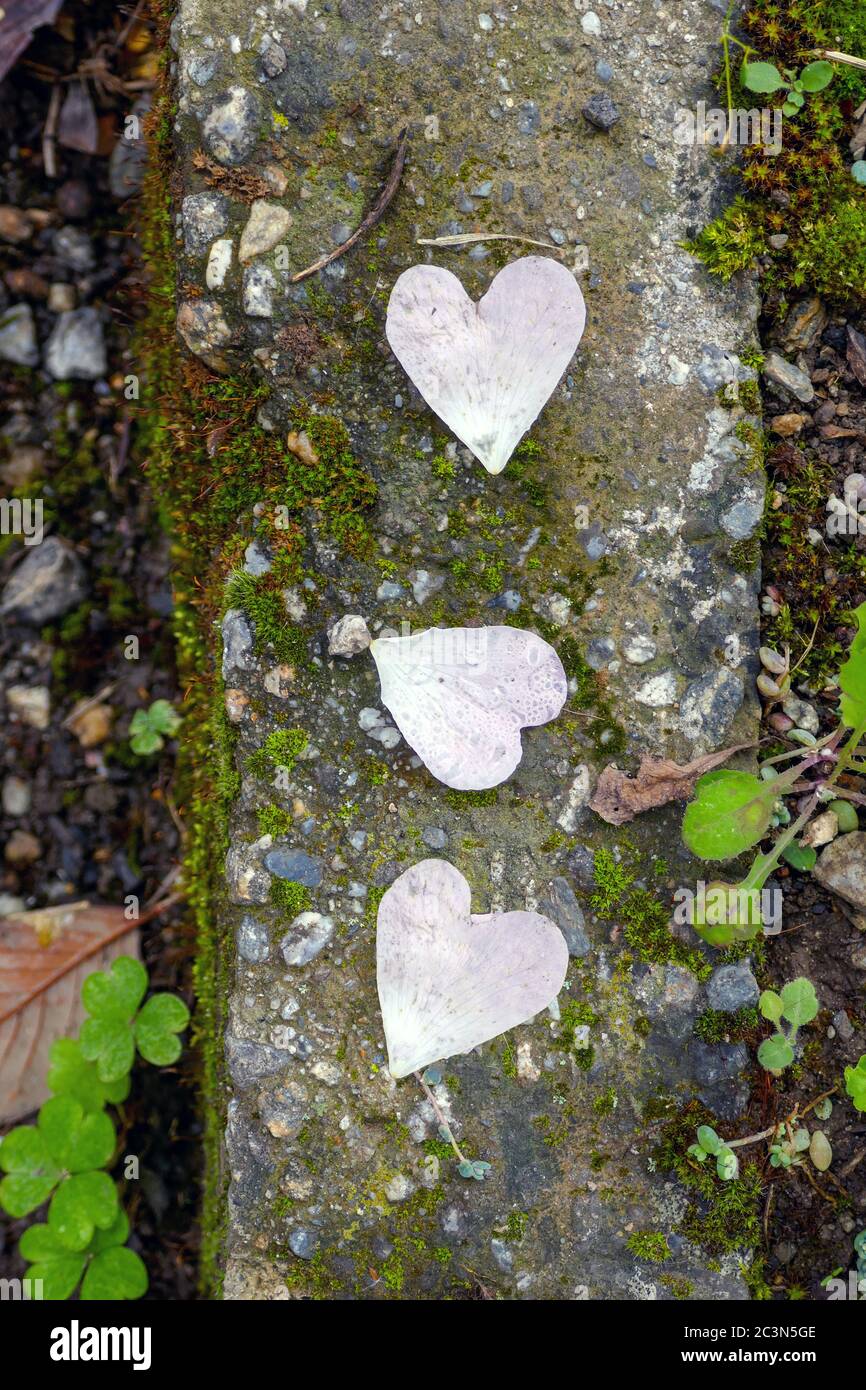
48,1170 -> 119,1251
21,1208 -> 145,1301
129,699 -> 181,757
79,956 -> 188,1082
47,1038 -> 131,1112
0,1096 -> 117,1248
0,1125 -> 62,1217
134,993 -> 190,1067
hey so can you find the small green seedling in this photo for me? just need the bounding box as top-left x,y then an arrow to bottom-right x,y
458,1159 -> 492,1182
741,58 -> 834,115
129,699 -> 181,756
846,1054 -> 866,1113
688,1124 -> 739,1181
680,601 -> 866,948
769,1125 -> 811,1169
757,978 -> 819,1072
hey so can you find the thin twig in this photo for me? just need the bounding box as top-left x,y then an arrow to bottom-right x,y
417,233 -> 559,251
290,128 -> 408,284
415,1069 -> 467,1164
43,84 -> 61,179
811,48 -> 866,72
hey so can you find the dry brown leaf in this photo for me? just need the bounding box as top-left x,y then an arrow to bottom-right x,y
0,902 -> 140,1124
589,744 -> 752,826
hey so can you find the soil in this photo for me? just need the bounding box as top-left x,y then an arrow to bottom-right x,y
757,299 -> 866,1297
0,3 -> 199,1300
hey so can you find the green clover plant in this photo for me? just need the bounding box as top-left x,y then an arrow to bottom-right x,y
129,699 -> 181,756
0,955 -> 189,1300
682,602 -> 866,947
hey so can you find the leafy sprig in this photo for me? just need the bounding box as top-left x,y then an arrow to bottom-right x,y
0,955 -> 189,1300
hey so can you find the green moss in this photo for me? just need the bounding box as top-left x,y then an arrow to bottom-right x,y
249,728 -> 308,779
503,1210 -> 529,1242
684,197 -> 768,280
501,1038 -> 518,1079
693,1006 -> 759,1044
225,571 -> 309,666
257,804 -> 293,837
591,849 -> 710,980
592,1085 -> 617,1118
653,1101 -> 764,1257
660,1274 -> 694,1300
590,848 -> 632,915
793,200 -> 866,299
626,1231 -> 671,1263
444,788 -> 497,809
269,879 -> 312,914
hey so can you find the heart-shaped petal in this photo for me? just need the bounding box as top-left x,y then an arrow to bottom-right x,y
386,256 -> 586,474
377,859 -> 569,1078
370,625 -> 567,789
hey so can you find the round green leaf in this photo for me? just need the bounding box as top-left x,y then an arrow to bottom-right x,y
759,989 -> 784,1024
0,1126 -> 61,1216
39,1101 -> 113,1182
782,102 -> 799,116
788,89 -> 805,106
758,1033 -> 795,1071
80,1016 -> 136,1083
20,1221 -> 66,1262
80,1245 -> 148,1301
82,956 -> 148,1021
25,1253 -> 86,1300
683,770 -> 775,860
697,1125 -> 721,1155
781,842 -> 816,872
742,60 -> 785,93
47,1039 -> 115,1112
716,1147 -> 739,1181
799,60 -> 834,92
845,1055 -> 866,1112
780,977 -> 818,1027
90,1207 -> 130,1252
135,992 -> 189,1066
48,1171 -> 119,1252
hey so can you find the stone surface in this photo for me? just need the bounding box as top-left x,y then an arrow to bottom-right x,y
1,537 -> 87,625
762,351 -> 814,404
44,308 -> 107,380
0,303 -> 39,365
706,962 -> 759,1013
173,0 -> 761,1302
813,833 -> 866,912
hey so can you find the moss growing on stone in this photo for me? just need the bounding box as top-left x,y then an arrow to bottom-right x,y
269,879 -> 312,915
626,1231 -> 671,1263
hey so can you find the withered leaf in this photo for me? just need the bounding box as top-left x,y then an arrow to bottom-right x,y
589,744 -> 752,826
0,902 -> 139,1124
847,324 -> 866,388
58,82 -> 99,155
